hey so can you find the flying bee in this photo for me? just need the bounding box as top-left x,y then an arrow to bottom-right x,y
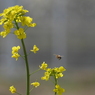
54,54 -> 63,60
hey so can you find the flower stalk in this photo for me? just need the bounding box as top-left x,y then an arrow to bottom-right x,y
54,76 -> 58,95
14,15 -> 30,95
21,39 -> 30,95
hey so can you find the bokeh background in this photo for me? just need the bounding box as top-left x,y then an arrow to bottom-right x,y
0,0 -> 95,95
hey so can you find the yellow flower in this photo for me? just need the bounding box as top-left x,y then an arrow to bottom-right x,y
39,62 -> 48,70
30,23 -> 36,27
41,75 -> 49,81
41,72 -> 50,81
9,86 -> 16,93
59,66 -> 66,72
0,31 -> 8,38
3,21 -> 14,29
12,53 -> 20,61
20,16 -> 36,27
53,85 -> 65,95
31,82 -> 40,88
0,5 -> 28,22
30,45 -> 39,53
55,73 -> 63,79
11,46 -> 20,60
0,5 -> 36,38
14,28 -> 26,39
12,46 -> 20,54
53,66 -> 66,73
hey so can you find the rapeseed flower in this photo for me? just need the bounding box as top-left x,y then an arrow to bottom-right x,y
41,71 -> 50,81
41,66 -> 66,81
31,82 -> 40,88
12,46 -> 20,54
14,28 -> 26,39
9,86 -> 16,93
12,53 -> 20,61
20,16 -> 36,27
53,85 -> 65,95
0,5 -> 36,38
58,66 -> 66,72
39,62 -> 48,70
30,45 -> 39,53
12,46 -> 20,60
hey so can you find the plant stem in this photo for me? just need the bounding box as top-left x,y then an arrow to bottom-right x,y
14,20 -> 30,95
30,69 -> 40,76
21,39 -> 30,95
16,92 -> 22,95
54,76 -> 58,95
29,87 -> 34,93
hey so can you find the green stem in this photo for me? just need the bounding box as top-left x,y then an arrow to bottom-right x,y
54,76 -> 58,95
16,92 -> 22,95
21,39 -> 30,95
30,69 -> 40,76
14,20 -> 30,95
14,19 -> 19,29
29,87 -> 34,93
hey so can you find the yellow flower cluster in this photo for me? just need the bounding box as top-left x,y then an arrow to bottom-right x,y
30,45 -> 39,53
39,62 -> 66,95
14,28 -> 26,39
53,85 -> 65,95
31,82 -> 40,88
9,86 -> 16,93
11,46 -> 20,60
40,62 -> 66,81
0,5 -> 36,38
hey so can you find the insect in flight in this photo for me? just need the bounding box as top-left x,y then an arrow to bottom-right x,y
54,54 -> 63,60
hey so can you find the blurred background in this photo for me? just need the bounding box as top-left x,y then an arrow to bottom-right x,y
0,0 -> 95,95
